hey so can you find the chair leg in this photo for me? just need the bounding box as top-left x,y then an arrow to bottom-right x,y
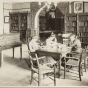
81,64 -> 83,76
84,58 -> 86,72
30,71 -> 34,84
12,47 -> 14,58
43,74 -> 45,79
64,60 -> 66,79
58,59 -> 61,78
38,73 -> 41,86
87,57 -> 88,67
54,65 -> 56,86
79,66 -> 81,81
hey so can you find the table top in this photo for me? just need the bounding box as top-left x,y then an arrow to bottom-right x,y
37,45 -> 71,57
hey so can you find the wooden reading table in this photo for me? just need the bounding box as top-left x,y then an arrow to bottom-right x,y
36,45 -> 71,77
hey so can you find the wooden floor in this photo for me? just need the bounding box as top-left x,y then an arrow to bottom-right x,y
0,44 -> 88,86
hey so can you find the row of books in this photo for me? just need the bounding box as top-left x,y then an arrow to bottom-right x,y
78,33 -> 88,37
11,27 -> 19,30
11,20 -> 18,23
20,16 -> 27,19
66,15 -> 88,22
20,27 -> 27,30
79,27 -> 88,32
66,27 -> 77,31
79,16 -> 88,21
11,23 -> 18,26
66,22 -> 77,26
79,22 -> 88,26
20,20 -> 27,23
11,16 -> 18,20
80,38 -> 88,42
66,17 -> 76,21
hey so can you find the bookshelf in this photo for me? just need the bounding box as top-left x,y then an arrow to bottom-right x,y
78,13 -> 88,46
39,16 -> 46,32
9,13 -> 19,32
19,13 -> 28,30
65,14 -> 77,35
65,13 -> 88,47
9,12 -> 28,43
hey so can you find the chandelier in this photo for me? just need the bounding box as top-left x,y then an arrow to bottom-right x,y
38,1 -> 57,11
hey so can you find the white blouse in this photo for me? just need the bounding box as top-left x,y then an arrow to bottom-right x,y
29,39 -> 39,52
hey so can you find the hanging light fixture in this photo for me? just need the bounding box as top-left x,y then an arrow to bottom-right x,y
54,2 -> 57,8
38,2 -> 41,6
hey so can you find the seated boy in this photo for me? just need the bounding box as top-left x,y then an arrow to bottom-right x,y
68,33 -> 82,52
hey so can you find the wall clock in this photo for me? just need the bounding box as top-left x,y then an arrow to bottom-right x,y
74,2 -> 83,13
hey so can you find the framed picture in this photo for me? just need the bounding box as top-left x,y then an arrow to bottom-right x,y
74,2 -> 83,13
84,2 -> 88,12
4,16 -> 9,23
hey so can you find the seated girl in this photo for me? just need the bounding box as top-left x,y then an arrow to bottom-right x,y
46,32 -> 57,46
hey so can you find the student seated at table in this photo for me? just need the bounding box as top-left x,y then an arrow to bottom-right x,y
46,32 -> 57,46
29,36 -> 55,66
61,34 -> 82,69
29,36 -> 40,53
68,33 -> 82,52
29,36 -> 44,65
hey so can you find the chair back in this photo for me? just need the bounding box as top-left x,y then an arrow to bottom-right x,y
26,41 -> 40,69
78,48 -> 84,67
68,48 -> 83,67
28,52 -> 40,69
27,41 -> 31,54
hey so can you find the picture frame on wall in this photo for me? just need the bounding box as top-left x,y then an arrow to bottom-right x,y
4,16 -> 9,23
74,2 -> 83,13
84,2 -> 88,12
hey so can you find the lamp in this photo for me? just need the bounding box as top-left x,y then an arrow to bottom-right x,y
54,2 -> 57,8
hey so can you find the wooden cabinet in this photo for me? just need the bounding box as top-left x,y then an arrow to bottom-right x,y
9,12 -> 28,43
65,13 -> 88,47
9,13 -> 19,32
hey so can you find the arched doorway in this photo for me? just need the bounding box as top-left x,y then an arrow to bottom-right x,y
39,3 -> 64,41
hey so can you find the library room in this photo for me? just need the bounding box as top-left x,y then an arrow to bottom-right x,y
0,0 -> 88,87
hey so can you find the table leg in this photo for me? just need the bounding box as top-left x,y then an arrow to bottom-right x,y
58,59 -> 61,78
20,45 -> 22,60
13,47 -> 14,58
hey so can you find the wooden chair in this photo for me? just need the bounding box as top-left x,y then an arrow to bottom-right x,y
27,42 -> 56,86
86,46 -> 88,68
82,46 -> 88,72
64,50 -> 83,81
82,48 -> 87,72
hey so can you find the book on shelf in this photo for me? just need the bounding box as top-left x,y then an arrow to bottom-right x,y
85,22 -> 88,26
79,22 -> 85,26
68,17 -> 76,21
79,33 -> 88,37
82,38 -> 88,42
79,27 -> 88,32
79,16 -> 88,21
67,22 -> 76,26
66,27 -> 77,32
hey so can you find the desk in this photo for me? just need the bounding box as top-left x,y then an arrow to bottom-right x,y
36,46 -> 71,77
0,33 -> 22,67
